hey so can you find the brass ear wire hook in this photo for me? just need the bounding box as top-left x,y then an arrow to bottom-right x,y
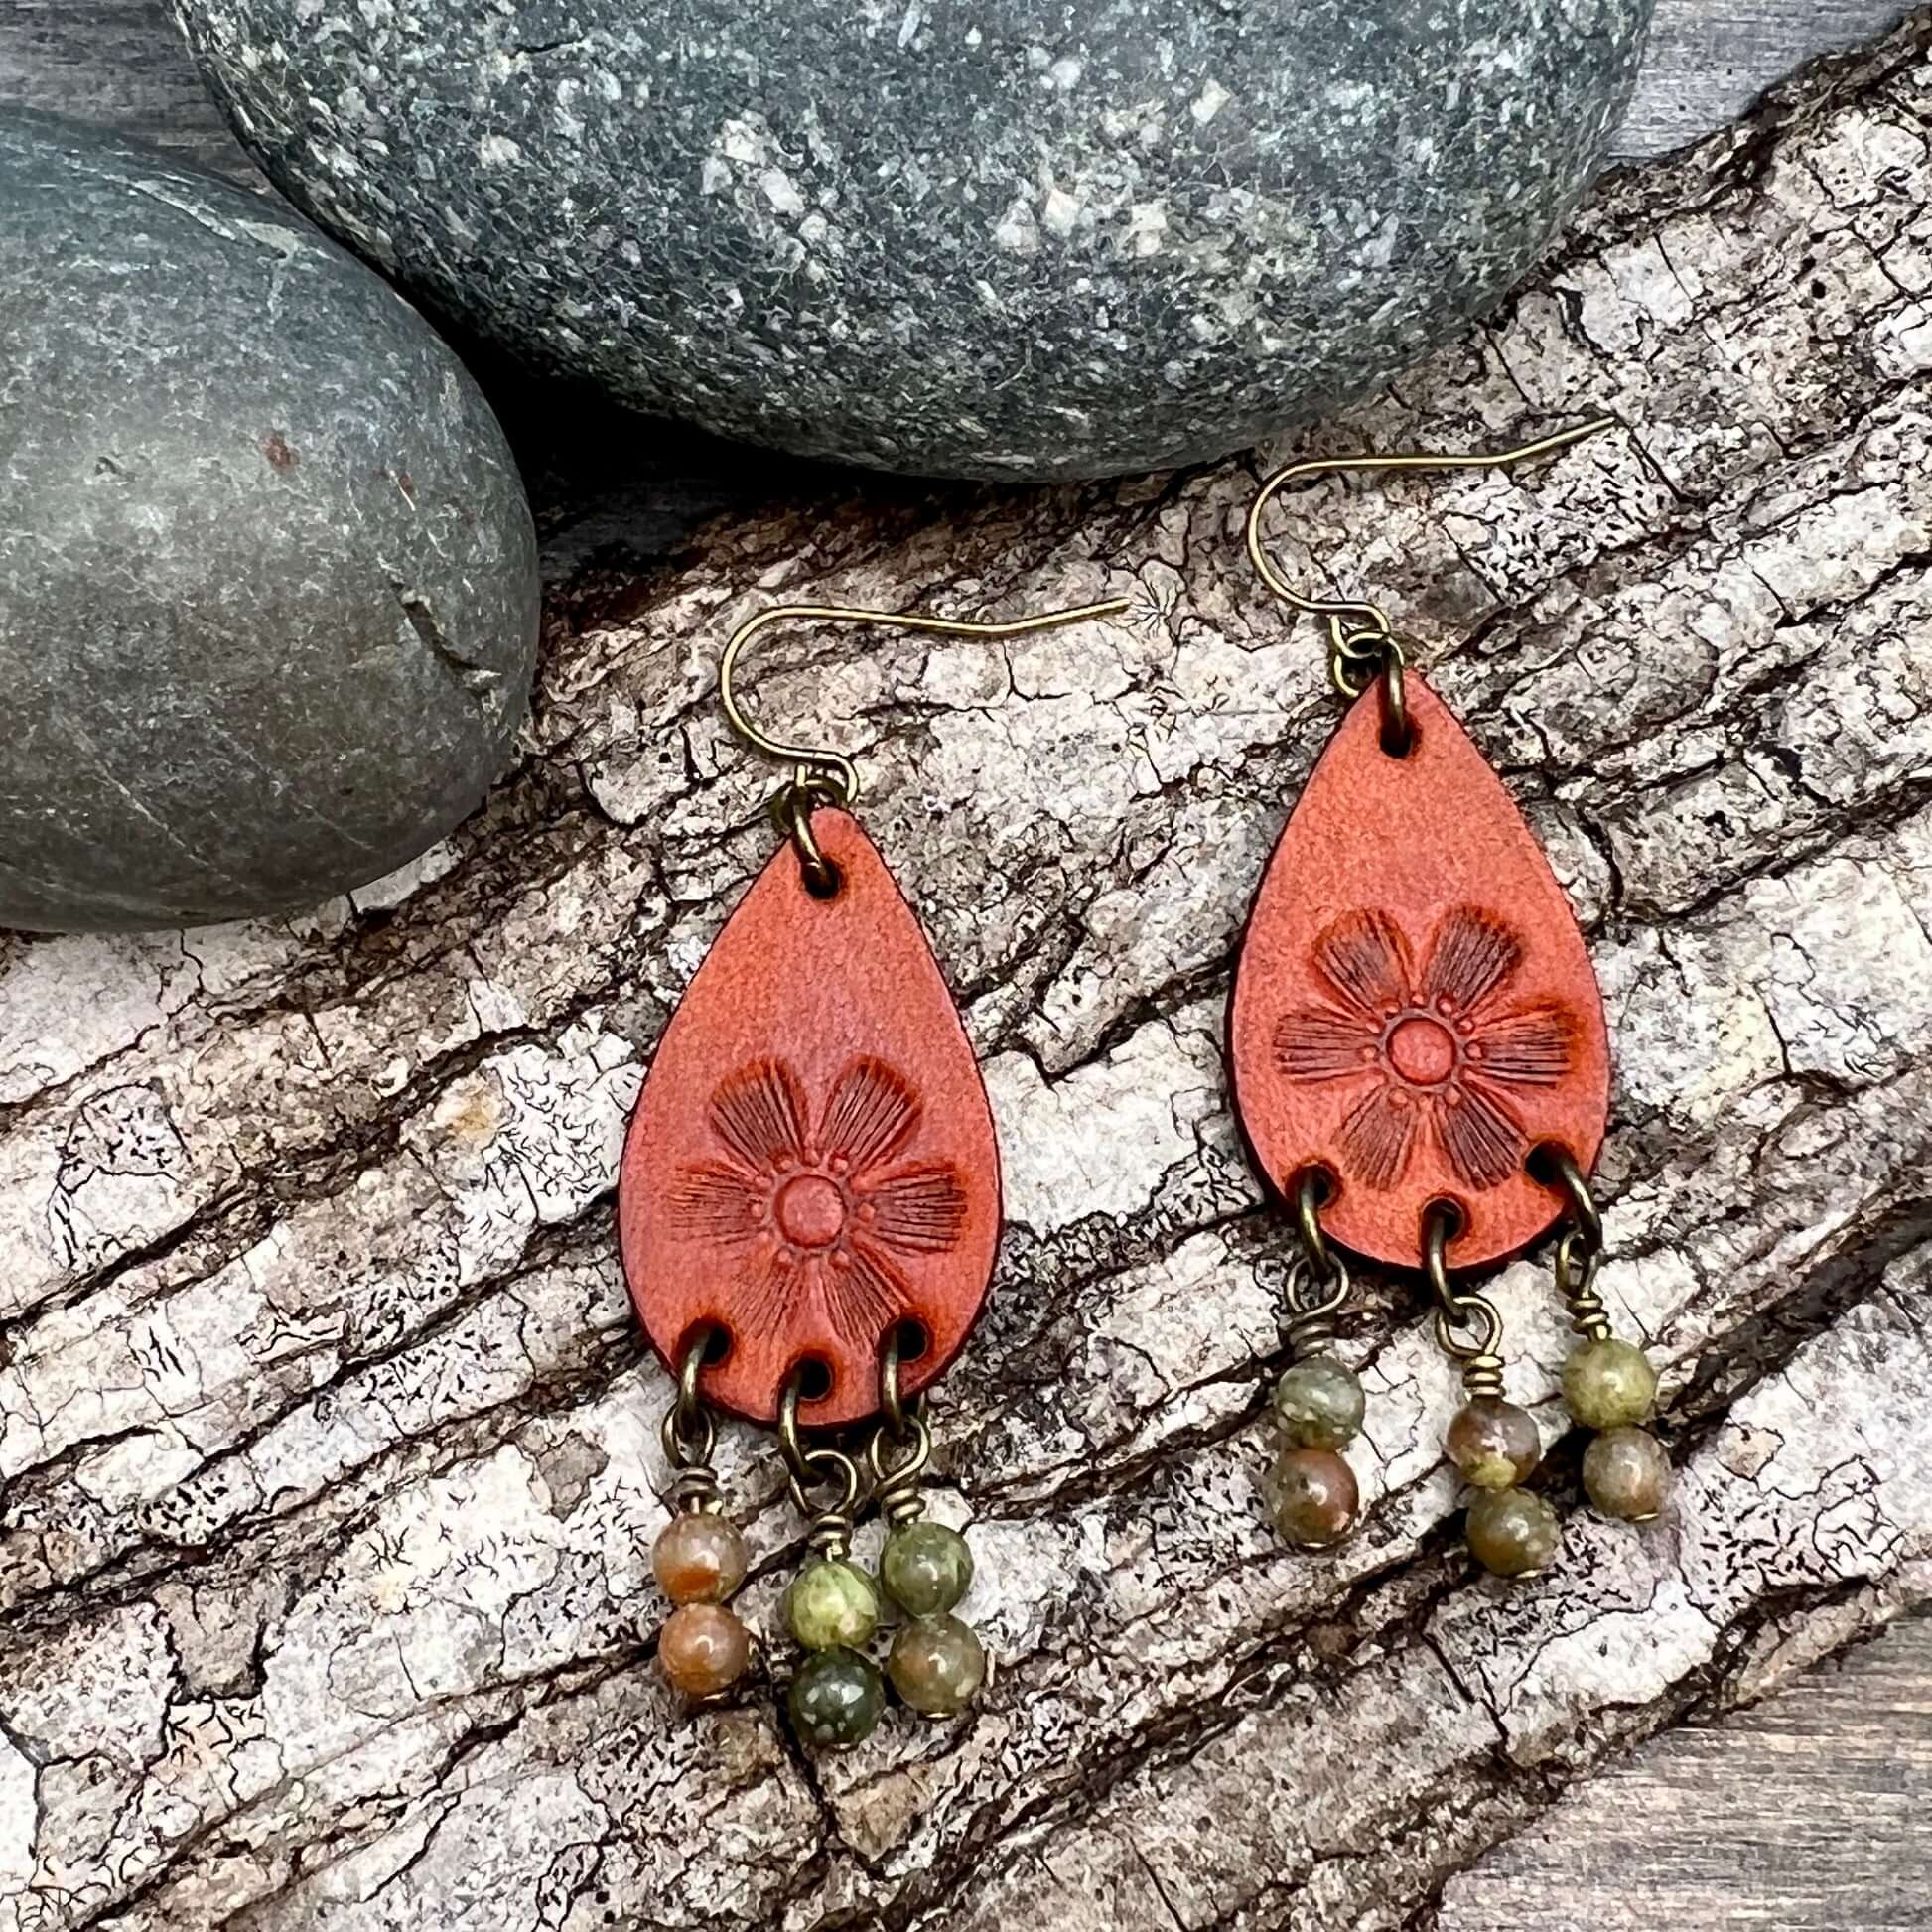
1244,414 -> 1619,698
719,596 -> 1133,885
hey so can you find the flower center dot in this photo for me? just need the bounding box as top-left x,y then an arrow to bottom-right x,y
1386,1015 -> 1458,1086
775,1173 -> 847,1249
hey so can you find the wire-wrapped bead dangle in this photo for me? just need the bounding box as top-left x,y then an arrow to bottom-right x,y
651,1325 -> 755,1700
1261,1170 -> 1366,1549
1535,1146 -> 1672,1522
869,1328 -> 986,1718
775,1367 -> 886,1751
1423,1206 -> 1558,1578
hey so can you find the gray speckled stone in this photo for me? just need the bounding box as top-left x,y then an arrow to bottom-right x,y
0,110 -> 539,932
171,0 -> 1651,482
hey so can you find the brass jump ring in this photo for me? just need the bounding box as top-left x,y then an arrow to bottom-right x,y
775,777 -> 843,894
1533,1142 -> 1602,1254
1293,1167 -> 1338,1283
776,1366 -> 816,1487
1379,643 -> 1412,756
1423,1200 -> 1463,1320
878,1327 -> 922,1443
1424,1200 -> 1506,1363
677,1323 -> 718,1420
661,1324 -> 721,1470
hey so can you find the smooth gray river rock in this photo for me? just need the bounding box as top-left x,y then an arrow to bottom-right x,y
0,110 -> 540,932
170,0 -> 1652,480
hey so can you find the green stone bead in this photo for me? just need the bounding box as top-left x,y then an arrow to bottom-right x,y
1465,1486 -> 1561,1578
1562,1337 -> 1658,1430
1583,1425 -> 1673,1521
1271,1356 -> 1366,1449
888,1614 -> 986,1718
1445,1398 -> 1542,1490
787,1647 -> 886,1751
879,1521 -> 975,1617
783,1558 -> 880,1651
1263,1446 -> 1360,1548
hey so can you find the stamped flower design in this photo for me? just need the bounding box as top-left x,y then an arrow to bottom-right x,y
668,1057 -> 967,1345
1273,906 -> 1575,1190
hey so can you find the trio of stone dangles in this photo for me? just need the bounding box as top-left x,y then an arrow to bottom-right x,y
651,1337 -> 987,1749
1262,1163 -> 1671,1577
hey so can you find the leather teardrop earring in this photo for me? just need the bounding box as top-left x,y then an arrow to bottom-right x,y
621,591 -> 1129,1737
1231,418 -> 1666,1577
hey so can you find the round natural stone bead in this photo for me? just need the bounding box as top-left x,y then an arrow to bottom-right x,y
879,1521 -> 974,1618
1583,1426 -> 1673,1520
1465,1487 -> 1561,1578
788,1647 -> 886,1751
1271,1357 -> 1366,1450
658,1602 -> 752,1700
1263,1447 -> 1361,1548
783,1558 -> 880,1652
1445,1398 -> 1543,1490
1562,1337 -> 1659,1430
888,1615 -> 986,1718
652,1512 -> 749,1606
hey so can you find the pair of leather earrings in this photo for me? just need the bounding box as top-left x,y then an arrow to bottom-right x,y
618,417 -> 1667,1755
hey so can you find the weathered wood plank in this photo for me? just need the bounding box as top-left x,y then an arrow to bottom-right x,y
1441,1614 -> 1932,1931
0,0 -> 252,178
1627,0 -> 1911,153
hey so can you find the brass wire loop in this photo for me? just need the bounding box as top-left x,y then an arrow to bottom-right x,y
1283,1254 -> 1350,1361
868,1416 -> 934,1530
1332,622 -> 1396,698
1244,415 -> 1618,737
719,595 -> 1134,885
1424,1203 -> 1507,1399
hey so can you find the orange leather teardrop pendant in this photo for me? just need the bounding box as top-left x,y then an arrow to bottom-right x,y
1230,674 -> 1609,1271
620,808 -> 1001,1427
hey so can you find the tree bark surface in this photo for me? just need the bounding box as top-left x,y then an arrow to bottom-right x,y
5,17 -> 1932,1931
